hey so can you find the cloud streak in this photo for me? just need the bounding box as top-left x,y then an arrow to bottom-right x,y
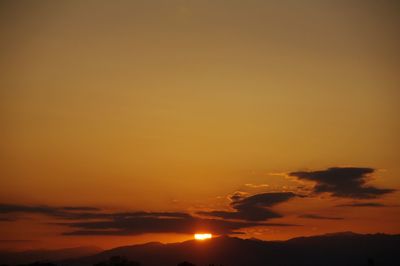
0,203 -> 104,220
299,214 -> 344,220
60,215 -> 295,236
336,202 -> 387,207
0,203 -> 296,236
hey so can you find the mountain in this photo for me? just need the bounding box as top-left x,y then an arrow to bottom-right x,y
2,233 -> 400,266
0,246 -> 102,265
62,232 -> 400,266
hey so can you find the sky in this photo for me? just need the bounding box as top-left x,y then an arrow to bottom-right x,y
0,0 -> 399,250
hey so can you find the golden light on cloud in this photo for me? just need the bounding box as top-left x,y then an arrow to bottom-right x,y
194,233 -> 212,240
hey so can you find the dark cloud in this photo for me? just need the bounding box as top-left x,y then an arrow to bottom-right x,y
60,206 -> 101,211
197,209 -> 281,221
299,214 -> 344,220
0,204 -> 59,214
0,204 -> 195,221
336,202 -> 387,207
0,203 -> 296,236
0,204 -> 100,214
289,167 -> 395,199
61,216 -> 270,236
199,192 -> 297,221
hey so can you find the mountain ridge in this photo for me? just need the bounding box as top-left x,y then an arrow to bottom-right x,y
2,232 -> 400,266
65,232 -> 400,266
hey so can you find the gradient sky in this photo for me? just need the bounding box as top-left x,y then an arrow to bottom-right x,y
0,0 -> 399,250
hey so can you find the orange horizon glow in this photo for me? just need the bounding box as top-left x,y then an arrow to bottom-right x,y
194,233 -> 213,240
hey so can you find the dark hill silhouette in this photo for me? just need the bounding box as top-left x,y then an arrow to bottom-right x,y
0,246 -> 102,265
2,233 -> 400,266
62,232 -> 400,266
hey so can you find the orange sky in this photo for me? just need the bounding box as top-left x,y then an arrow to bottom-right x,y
0,0 -> 399,250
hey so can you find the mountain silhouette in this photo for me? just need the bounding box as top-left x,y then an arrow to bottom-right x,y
2,232 -> 400,266
62,232 -> 400,266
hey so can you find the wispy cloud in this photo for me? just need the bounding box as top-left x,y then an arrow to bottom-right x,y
244,183 -> 270,189
336,202 -> 387,207
299,214 -> 344,220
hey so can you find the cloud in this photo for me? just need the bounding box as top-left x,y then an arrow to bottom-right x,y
60,211 -> 297,236
199,192 -> 297,221
60,215 -> 291,236
0,203 -> 104,220
0,204 -> 60,214
299,214 -> 344,220
289,167 -> 395,199
228,191 -> 248,202
60,206 -> 101,211
336,202 -> 387,207
0,203 -> 296,236
0,203 -> 100,214
0,204 -> 197,221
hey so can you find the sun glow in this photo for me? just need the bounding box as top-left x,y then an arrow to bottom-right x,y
194,233 -> 212,240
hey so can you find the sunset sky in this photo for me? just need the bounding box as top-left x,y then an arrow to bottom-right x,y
0,0 -> 399,250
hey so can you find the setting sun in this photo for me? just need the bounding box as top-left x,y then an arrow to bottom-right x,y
194,233 -> 212,240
